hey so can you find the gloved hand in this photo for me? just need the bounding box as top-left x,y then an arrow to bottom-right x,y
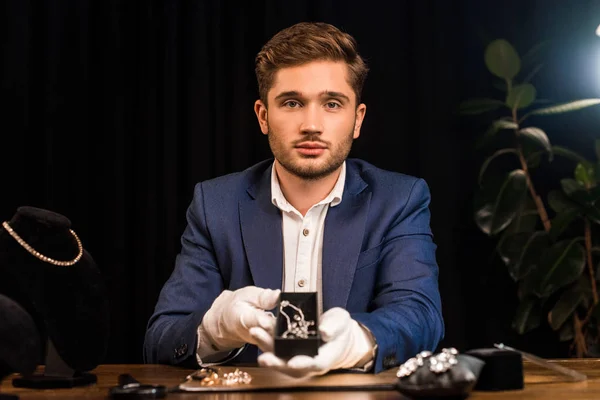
251,307 -> 375,378
200,286 -> 280,353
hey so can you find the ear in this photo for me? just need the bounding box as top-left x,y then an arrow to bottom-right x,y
353,103 -> 367,139
254,100 -> 269,135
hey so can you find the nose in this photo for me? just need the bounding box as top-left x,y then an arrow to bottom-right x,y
300,105 -> 323,135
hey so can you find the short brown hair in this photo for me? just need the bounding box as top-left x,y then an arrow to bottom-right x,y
255,22 -> 368,106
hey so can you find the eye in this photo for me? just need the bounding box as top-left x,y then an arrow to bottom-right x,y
283,100 -> 301,108
325,102 -> 341,109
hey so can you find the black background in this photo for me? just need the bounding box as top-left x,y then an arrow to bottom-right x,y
2,0 -> 600,363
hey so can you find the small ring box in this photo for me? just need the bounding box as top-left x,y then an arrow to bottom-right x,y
466,348 -> 524,391
274,292 -> 321,360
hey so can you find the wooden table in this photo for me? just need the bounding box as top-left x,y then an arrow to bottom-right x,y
2,359 -> 600,399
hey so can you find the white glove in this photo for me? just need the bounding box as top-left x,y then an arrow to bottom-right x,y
252,307 -> 375,378
200,286 -> 280,353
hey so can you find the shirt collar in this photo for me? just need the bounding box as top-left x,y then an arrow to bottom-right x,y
271,161 -> 346,212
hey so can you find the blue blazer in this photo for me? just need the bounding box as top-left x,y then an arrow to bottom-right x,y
144,159 -> 444,372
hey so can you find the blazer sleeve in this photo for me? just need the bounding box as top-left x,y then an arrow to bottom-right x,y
351,178 -> 445,373
143,182 -> 224,366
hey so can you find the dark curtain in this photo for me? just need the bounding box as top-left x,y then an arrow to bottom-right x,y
2,0 -> 600,363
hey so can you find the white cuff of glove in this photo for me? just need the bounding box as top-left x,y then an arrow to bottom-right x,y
196,323 -> 227,361
196,322 -> 245,365
335,317 -> 376,370
352,322 -> 377,371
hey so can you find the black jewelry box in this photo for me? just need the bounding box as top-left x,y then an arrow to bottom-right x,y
466,348 -> 524,391
274,292 -> 321,359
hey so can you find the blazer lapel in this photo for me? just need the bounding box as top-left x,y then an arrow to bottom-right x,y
239,165 -> 283,291
322,163 -> 371,311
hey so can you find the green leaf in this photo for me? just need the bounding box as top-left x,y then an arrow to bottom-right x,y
523,99 -> 600,119
561,178 -> 600,205
493,119 -> 519,131
577,276 -> 594,309
478,148 -> 519,184
548,186 -> 584,241
587,186 -> 600,203
552,146 -> 593,169
525,151 -> 544,168
459,98 -> 506,115
548,286 -> 584,330
474,170 -> 528,235
521,135 -> 548,168
505,210 -> 539,235
523,238 -> 586,298
575,163 -> 595,187
512,297 -> 542,334
584,206 -> 600,225
549,208 -> 580,241
499,231 -> 549,280
558,318 -> 574,341
561,178 -> 585,197
485,39 -> 521,80
518,127 -> 552,159
506,83 -> 536,109
498,197 -> 539,240
548,190 -> 578,213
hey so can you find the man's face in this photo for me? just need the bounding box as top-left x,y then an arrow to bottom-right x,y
254,60 -> 366,180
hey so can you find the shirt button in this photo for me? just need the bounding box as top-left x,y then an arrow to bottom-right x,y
302,228 -> 310,236
298,279 -> 306,287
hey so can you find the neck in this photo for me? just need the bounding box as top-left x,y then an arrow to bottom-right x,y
274,161 -> 342,216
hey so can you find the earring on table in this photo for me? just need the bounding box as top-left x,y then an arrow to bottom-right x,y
186,367 -> 252,386
396,348 -> 459,378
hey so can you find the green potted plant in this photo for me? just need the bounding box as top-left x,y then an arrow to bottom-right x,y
461,38 -> 600,356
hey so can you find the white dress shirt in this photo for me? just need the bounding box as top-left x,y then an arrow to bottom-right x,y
271,162 -> 345,316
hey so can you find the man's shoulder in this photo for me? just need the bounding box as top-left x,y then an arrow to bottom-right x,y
194,159 -> 272,195
347,159 -> 432,211
347,158 -> 424,191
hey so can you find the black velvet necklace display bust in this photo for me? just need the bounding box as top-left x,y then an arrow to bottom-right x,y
0,293 -> 41,399
0,206 -> 110,388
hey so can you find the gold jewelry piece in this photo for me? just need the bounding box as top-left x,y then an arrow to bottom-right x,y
1,221 -> 83,266
187,367 -> 252,386
221,369 -> 252,385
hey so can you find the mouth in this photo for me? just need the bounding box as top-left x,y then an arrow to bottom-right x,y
295,142 -> 327,156
295,142 -> 327,149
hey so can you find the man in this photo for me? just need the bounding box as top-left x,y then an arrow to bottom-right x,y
144,21 -> 444,377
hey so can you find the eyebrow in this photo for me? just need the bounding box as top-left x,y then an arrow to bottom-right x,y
322,91 -> 351,102
273,90 -> 351,103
